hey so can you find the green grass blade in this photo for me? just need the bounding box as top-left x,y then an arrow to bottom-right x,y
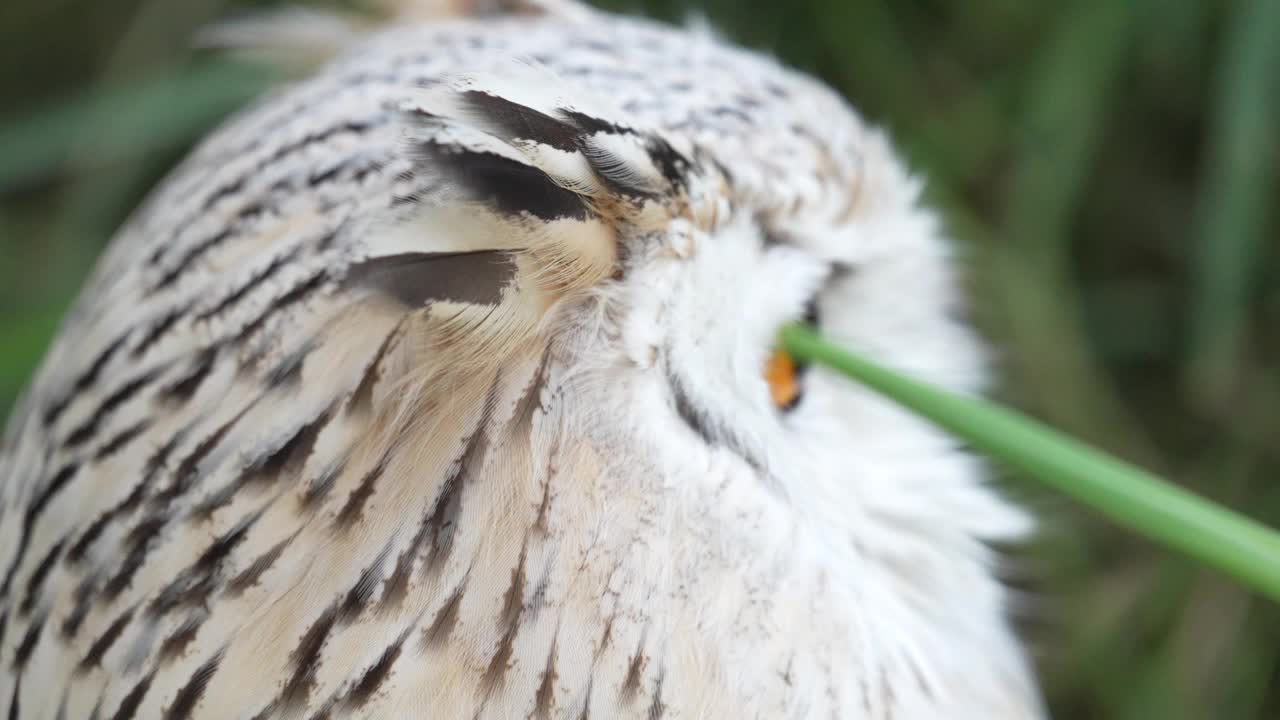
781,323 -> 1280,604
1184,0 -> 1280,407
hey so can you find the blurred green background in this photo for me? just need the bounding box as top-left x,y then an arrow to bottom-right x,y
2,0 -> 1278,716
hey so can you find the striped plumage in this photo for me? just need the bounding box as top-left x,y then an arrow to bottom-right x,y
0,1 -> 1043,717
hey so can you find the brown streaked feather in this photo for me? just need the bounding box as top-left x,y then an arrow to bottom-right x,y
344,250 -> 518,307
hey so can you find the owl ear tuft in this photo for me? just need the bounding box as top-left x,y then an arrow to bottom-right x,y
383,68 -> 703,314
399,70 -> 694,207
413,139 -> 596,223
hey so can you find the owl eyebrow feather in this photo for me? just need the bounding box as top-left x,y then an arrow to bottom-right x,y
416,139 -> 593,221
458,90 -> 580,152
405,83 -> 693,210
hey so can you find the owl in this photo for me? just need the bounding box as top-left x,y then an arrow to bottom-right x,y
0,1 -> 1042,717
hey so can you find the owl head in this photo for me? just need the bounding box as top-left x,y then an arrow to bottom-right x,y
336,8 -> 1033,556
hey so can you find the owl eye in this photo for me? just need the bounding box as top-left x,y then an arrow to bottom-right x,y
765,348 -> 804,410
766,297 -> 819,411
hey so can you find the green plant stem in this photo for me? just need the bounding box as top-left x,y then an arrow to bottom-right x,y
1184,0 -> 1280,407
782,323 -> 1280,604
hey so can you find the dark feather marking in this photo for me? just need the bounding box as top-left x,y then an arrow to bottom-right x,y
157,616 -> 202,664
226,536 -> 293,596
101,514 -> 166,600
152,227 -> 234,292
64,365 -> 167,448
420,436 -> 479,575
279,605 -> 338,711
709,104 -> 753,123
29,461 -> 83,524
148,512 -> 259,617
19,539 -> 64,616
533,641 -> 558,719
390,190 -> 422,207
315,225 -> 342,251
131,303 -> 191,359
499,544 -> 528,631
576,141 -> 661,199
333,461 -> 386,529
578,679 -> 592,720
197,177 -> 246,217
164,121 -> 376,263
481,542 -> 528,695
78,607 -> 135,671
337,549 -> 390,623
533,439 -> 556,537
644,137 -> 690,188
145,429 -> 187,479
43,331 -> 132,426
234,201 -> 266,224
193,406 -> 329,518
620,642 -> 647,700
648,669 -> 666,720
419,458 -> 465,571
151,405 -> 251,508
420,378 -> 498,578
7,675 -> 17,720
107,672 -> 154,720
417,140 -> 591,221
345,322 -> 404,415
344,250 -> 517,307
558,109 -> 635,137
94,418 -> 152,461
265,121 -> 376,167
667,361 -> 762,471
420,580 -> 465,650
42,391 -> 74,431
264,340 -> 315,388
510,347 -> 550,435
0,462 -> 80,598
344,626 -> 411,708
307,163 -> 344,187
527,566 -> 551,623
247,406 -> 329,478
598,614 -> 616,656
60,574 -> 98,639
195,246 -> 302,323
12,613 -> 44,669
163,651 -> 223,720
421,466 -> 464,574
233,270 -> 329,345
377,483 -> 437,611
67,432 -> 179,567
460,90 -> 579,152
150,117 -> 380,272
667,367 -> 715,448
300,459 -> 346,509
0,610 -> 7,650
161,348 -> 218,404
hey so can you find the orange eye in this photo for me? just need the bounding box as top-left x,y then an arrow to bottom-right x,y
765,348 -> 803,410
